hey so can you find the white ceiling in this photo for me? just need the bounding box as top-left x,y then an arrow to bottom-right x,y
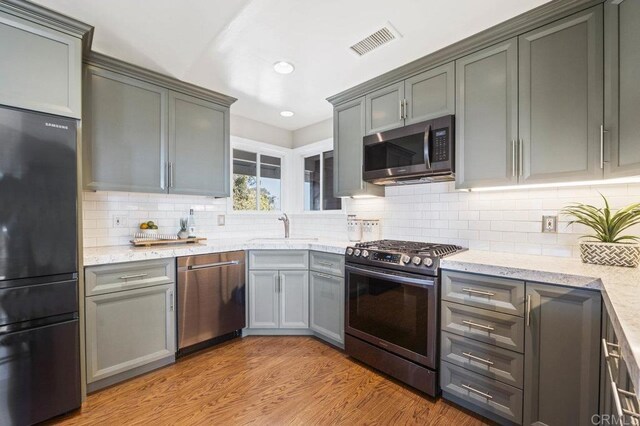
34,0 -> 550,131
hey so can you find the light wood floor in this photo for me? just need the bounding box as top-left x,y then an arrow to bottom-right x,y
49,336 -> 490,425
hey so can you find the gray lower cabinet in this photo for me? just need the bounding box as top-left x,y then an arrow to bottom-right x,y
248,270 -> 309,329
365,82 -> 405,135
455,38 -> 519,189
309,271 -> 344,345
168,91 -> 229,196
83,66 -> 168,193
0,10 -> 83,118
85,259 -> 176,392
82,54 -> 233,195
519,6 -> 603,185
523,283 -> 601,426
333,98 -> 383,197
605,0 -> 640,178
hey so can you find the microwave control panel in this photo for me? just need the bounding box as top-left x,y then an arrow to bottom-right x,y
432,128 -> 449,162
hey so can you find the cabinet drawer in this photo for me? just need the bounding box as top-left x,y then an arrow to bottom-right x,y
249,250 -> 308,270
310,251 -> 344,277
442,301 -> 524,353
85,259 -> 175,296
442,271 -> 524,316
441,331 -> 523,389
441,361 -> 523,425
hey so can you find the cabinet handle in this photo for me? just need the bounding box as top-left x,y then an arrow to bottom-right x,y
462,320 -> 494,331
462,384 -> 493,400
462,288 -> 495,297
399,99 -> 404,120
526,294 -> 531,327
118,273 -> 148,280
169,291 -> 174,312
276,275 -> 280,293
600,125 -> 609,169
511,140 -> 517,177
168,162 -> 175,188
519,139 -> 523,177
314,272 -> 337,280
404,99 -> 408,119
462,352 -> 494,366
317,261 -> 335,267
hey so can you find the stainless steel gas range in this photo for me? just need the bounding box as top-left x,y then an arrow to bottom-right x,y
344,239 -> 466,396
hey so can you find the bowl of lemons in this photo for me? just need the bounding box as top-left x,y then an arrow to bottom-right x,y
139,221 -> 159,235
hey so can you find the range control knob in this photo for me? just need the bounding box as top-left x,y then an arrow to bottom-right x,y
354,249 -> 361,257
346,248 -> 354,256
412,256 -> 422,266
361,250 -> 370,258
401,254 -> 411,264
423,257 -> 434,267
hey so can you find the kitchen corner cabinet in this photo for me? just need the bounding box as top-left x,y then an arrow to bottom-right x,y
309,251 -> 345,345
0,10 -> 82,118
523,283 -> 601,426
365,62 -> 455,135
83,54 -> 233,196
333,98 -> 383,197
604,0 -> 640,178
84,259 -> 176,392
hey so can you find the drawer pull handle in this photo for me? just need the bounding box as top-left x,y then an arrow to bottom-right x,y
463,352 -> 494,366
317,261 -> 335,267
462,384 -> 493,400
118,273 -> 149,280
462,288 -> 495,297
602,338 -> 621,359
314,272 -> 337,280
462,320 -> 495,331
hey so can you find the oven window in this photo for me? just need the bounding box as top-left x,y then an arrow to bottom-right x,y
364,133 -> 425,172
347,271 -> 428,356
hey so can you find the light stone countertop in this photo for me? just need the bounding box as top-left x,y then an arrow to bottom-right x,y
83,238 -> 350,267
441,250 -> 640,399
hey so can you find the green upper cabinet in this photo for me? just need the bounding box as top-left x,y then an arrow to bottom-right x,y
333,97 -> 383,197
83,66 -> 168,193
365,63 -> 455,135
0,10 -> 83,118
605,0 -> 640,178
405,62 -> 455,126
168,91 -> 230,197
519,5 -> 604,185
455,39 -> 519,189
82,54 -> 235,195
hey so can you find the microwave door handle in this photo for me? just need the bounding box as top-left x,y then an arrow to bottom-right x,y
424,124 -> 432,169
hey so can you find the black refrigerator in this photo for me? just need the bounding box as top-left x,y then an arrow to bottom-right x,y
0,106 -> 81,425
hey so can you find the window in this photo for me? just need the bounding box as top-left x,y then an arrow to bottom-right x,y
233,149 -> 281,211
304,150 -> 342,211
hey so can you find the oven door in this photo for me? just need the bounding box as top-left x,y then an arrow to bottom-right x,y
345,264 -> 438,369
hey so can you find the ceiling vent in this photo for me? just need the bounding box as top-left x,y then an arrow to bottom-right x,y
350,25 -> 399,56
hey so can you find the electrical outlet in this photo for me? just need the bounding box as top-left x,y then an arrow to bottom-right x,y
113,215 -> 127,228
542,215 -> 557,233
217,215 -> 225,226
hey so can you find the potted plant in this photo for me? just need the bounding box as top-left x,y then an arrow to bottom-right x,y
561,194 -> 640,267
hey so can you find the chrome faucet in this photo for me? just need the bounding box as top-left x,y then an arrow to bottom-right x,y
278,213 -> 290,239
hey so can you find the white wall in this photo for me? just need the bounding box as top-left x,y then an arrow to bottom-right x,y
230,114 -> 293,148
292,118 -> 332,148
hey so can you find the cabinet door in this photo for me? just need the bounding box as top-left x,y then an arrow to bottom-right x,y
333,98 -> 384,197
455,39 -> 518,189
168,91 -> 229,196
523,283 -> 601,426
605,0 -> 640,178
279,270 -> 309,329
404,62 -> 455,125
519,6 -> 603,185
310,271 -> 344,344
0,11 -> 81,118
85,284 -> 175,383
248,270 -> 279,328
365,82 -> 405,135
83,66 -> 168,193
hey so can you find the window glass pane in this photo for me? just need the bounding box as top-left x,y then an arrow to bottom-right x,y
233,149 -> 256,162
304,155 -> 321,211
260,156 -> 281,211
323,151 -> 342,210
233,150 -> 257,210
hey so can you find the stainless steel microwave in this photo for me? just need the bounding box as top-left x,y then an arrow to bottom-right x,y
362,115 -> 455,185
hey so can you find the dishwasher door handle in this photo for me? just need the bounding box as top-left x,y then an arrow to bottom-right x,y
187,260 -> 241,270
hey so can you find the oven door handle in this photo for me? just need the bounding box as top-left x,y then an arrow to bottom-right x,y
345,265 -> 435,287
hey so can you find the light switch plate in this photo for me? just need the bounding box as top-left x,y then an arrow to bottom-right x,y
217,215 -> 225,226
542,215 -> 557,233
113,215 -> 127,228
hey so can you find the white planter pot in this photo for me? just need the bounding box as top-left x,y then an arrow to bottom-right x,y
579,241 -> 640,268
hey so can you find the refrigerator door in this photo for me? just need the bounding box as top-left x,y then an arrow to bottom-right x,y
0,319 -> 81,425
0,106 -> 77,284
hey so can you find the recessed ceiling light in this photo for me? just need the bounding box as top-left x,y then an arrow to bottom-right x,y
273,61 -> 295,74
280,110 -> 294,117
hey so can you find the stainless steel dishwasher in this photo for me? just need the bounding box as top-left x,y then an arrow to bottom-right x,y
177,251 -> 246,355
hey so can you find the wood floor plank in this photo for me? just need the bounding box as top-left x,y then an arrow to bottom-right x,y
47,336 -> 490,426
